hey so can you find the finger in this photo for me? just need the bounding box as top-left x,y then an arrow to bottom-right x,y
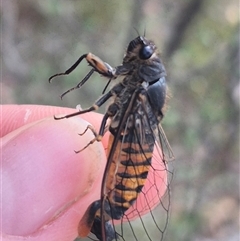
1,104 -> 109,151
1,116 -> 106,241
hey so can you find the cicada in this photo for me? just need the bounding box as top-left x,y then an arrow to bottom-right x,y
49,36 -> 174,241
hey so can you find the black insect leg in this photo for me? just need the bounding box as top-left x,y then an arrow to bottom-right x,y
48,54 -> 88,82
60,68 -> 95,99
54,90 -> 113,120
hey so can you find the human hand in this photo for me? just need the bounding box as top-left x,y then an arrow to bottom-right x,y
1,105 -> 108,241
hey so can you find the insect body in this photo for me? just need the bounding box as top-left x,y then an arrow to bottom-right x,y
49,36 -> 173,241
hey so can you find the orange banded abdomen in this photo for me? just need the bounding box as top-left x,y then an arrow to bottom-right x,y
105,133 -> 154,219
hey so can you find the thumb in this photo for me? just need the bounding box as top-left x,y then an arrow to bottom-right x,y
1,105 -> 106,241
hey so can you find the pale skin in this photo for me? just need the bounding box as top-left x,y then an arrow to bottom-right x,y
1,105 -> 108,241
1,105 -> 167,241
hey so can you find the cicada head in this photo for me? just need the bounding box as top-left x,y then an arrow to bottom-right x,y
123,36 -> 166,84
124,36 -> 157,62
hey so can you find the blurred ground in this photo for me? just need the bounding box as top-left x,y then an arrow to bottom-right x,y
1,0 -> 239,241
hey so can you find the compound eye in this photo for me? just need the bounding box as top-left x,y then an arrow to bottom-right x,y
139,45 -> 153,59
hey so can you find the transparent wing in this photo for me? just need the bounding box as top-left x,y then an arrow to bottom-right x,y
100,99 -> 173,241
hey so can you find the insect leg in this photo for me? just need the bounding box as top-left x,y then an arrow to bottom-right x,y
60,68 -> 95,99
49,53 -> 115,82
102,78 -> 112,94
79,125 -> 98,137
75,112 -> 109,153
48,54 -> 88,82
54,90 -> 113,120
49,53 -> 116,98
